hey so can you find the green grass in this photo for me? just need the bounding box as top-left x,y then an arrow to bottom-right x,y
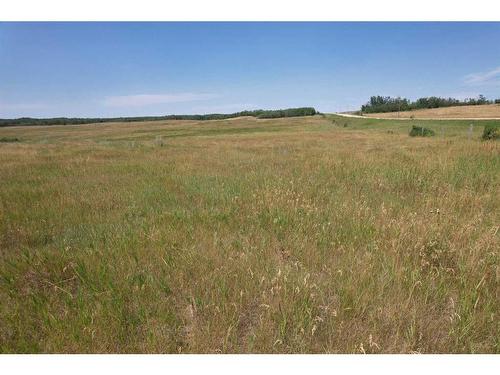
0,115 -> 498,353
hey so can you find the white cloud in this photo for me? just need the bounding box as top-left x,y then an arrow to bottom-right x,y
463,66 -> 500,86
102,93 -> 218,107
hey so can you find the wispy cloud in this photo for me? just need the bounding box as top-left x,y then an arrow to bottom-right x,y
463,66 -> 500,86
102,93 -> 218,107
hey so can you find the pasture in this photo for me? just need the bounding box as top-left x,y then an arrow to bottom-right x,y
0,115 -> 498,353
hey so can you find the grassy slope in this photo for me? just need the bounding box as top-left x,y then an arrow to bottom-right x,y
364,103 -> 500,119
0,115 -> 498,353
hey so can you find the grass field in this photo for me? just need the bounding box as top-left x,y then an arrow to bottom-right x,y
364,103 -> 500,119
0,115 -> 498,353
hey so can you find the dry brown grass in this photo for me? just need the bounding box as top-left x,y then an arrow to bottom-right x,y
0,115 -> 498,353
364,104 -> 500,119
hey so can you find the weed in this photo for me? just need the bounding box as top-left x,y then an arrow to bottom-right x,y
409,126 -> 435,137
481,125 -> 499,140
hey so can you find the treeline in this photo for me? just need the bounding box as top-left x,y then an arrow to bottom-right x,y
0,107 -> 317,127
361,95 -> 498,113
257,107 -> 317,118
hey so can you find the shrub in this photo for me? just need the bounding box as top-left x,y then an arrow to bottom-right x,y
0,137 -> 20,142
481,125 -> 499,140
409,126 -> 435,137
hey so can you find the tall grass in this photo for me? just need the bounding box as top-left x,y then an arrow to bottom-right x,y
0,115 -> 498,353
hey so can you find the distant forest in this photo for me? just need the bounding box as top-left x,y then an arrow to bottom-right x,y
0,107 -> 317,127
361,95 -> 500,114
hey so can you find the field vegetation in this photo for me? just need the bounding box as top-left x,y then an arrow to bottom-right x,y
0,115 -> 498,353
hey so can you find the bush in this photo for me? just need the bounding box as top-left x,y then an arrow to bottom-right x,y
0,137 -> 20,142
409,126 -> 435,137
495,99 -> 500,104
481,125 -> 499,140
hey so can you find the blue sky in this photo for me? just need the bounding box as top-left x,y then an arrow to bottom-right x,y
0,22 -> 499,118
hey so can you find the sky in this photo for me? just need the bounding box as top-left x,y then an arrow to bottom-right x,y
0,22 -> 499,118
